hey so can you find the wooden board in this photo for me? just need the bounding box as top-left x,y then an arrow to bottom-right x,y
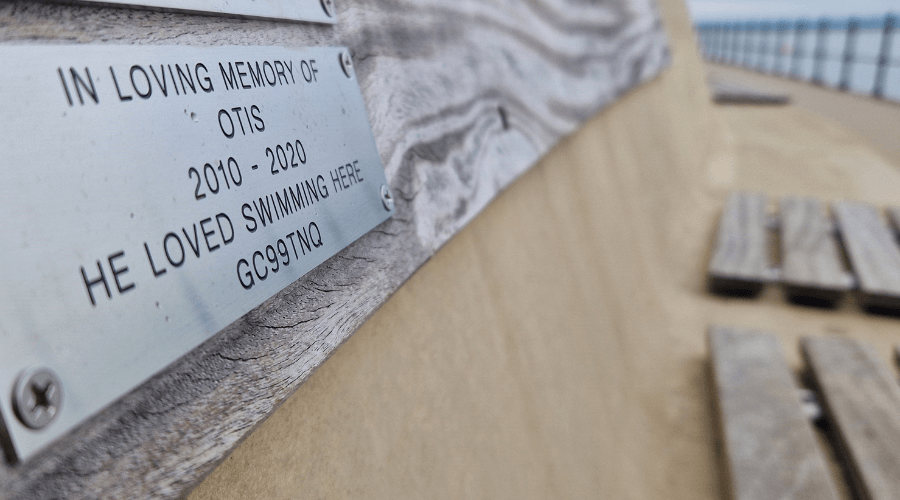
832,201 -> 900,310
709,326 -> 840,500
802,336 -> 900,500
885,206 -> 900,241
0,0 -> 670,498
708,192 -> 772,295
779,197 -> 853,305
708,79 -> 790,105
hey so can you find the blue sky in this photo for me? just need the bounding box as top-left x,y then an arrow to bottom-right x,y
687,0 -> 897,21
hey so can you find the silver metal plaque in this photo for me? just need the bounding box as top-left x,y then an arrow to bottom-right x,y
63,0 -> 337,24
0,45 -> 392,462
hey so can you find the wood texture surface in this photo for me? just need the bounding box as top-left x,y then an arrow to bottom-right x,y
802,336 -> 900,500
832,201 -> 900,310
0,0 -> 669,498
779,197 -> 853,305
708,79 -> 790,105
885,206 -> 900,241
709,326 -> 840,500
708,192 -> 772,295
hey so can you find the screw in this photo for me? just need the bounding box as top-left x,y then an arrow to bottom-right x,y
320,0 -> 335,17
380,185 -> 394,211
340,51 -> 354,78
12,368 -> 62,430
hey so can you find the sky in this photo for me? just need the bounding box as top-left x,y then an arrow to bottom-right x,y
687,0 -> 898,22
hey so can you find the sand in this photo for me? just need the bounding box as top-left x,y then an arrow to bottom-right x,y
707,63 -> 900,167
188,0 -> 900,497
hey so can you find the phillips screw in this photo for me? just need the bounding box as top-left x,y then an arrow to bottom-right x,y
340,51 -> 354,78
12,368 -> 62,430
380,185 -> 395,211
320,0 -> 335,17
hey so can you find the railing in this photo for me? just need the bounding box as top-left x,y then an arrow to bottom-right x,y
696,15 -> 900,102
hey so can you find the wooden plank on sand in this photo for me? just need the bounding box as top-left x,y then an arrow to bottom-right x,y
709,326 -> 840,500
708,192 -> 772,295
779,196 -> 853,305
884,206 -> 900,242
708,79 -> 790,105
832,201 -> 900,309
802,336 -> 900,500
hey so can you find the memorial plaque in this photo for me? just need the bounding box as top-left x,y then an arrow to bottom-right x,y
0,45 -> 393,462
58,0 -> 337,24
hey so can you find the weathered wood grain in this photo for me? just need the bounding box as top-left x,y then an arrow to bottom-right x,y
779,197 -> 853,306
709,326 -> 840,500
885,206 -> 900,241
708,192 -> 773,295
802,336 -> 900,500
708,79 -> 790,105
0,0 -> 669,498
832,201 -> 900,310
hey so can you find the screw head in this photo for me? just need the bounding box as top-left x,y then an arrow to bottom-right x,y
339,51 -> 354,78
380,185 -> 394,211
12,368 -> 62,430
320,0 -> 335,17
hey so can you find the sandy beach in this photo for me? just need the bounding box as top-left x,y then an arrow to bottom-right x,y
189,0 -> 900,497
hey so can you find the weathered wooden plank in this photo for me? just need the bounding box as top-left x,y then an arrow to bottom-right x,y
708,79 -> 790,105
779,197 -> 853,305
0,0 -> 670,498
832,201 -> 900,310
885,206 -> 900,242
709,326 -> 840,500
802,336 -> 900,500
708,192 -> 772,295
